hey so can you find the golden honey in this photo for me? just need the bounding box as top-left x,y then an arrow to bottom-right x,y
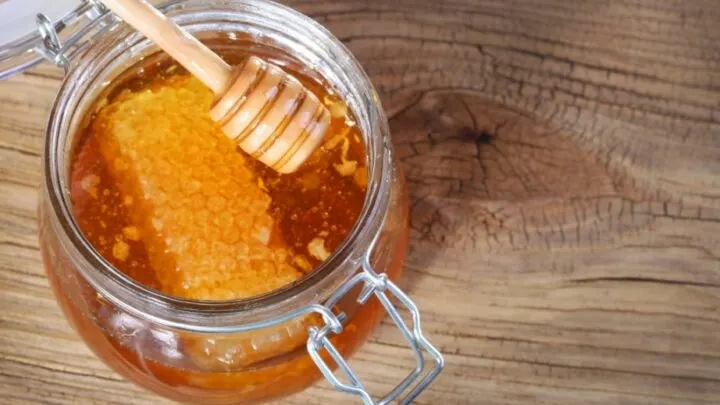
40,22 -> 409,403
70,52 -> 367,300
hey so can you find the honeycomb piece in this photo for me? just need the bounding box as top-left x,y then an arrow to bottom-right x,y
186,315 -> 322,370
94,75 -> 302,300
112,239 -> 130,262
308,238 -> 330,261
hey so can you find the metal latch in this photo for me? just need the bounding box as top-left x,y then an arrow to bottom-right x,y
307,256 -> 444,404
33,0 -> 111,72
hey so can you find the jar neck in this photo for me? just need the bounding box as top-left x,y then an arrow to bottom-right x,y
44,0 -> 392,332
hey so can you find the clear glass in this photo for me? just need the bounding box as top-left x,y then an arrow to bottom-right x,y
37,1 -> 408,403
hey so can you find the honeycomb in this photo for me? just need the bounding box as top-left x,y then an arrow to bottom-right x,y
93,75 -> 302,300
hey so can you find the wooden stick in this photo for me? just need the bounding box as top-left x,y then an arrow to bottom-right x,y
102,0 -> 232,94
100,0 -> 331,173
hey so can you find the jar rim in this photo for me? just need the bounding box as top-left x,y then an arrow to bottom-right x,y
43,0 -> 391,332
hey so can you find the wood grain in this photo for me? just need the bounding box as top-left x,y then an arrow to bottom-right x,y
2,1 -> 720,404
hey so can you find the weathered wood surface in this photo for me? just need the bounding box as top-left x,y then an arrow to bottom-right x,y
2,1 -> 720,404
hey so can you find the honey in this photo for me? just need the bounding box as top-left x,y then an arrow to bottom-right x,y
70,50 -> 366,300
40,33 -> 409,405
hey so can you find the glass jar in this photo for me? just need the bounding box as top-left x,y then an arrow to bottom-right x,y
28,1 -> 442,404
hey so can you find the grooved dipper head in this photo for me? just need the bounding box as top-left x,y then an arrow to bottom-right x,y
210,56 -> 331,174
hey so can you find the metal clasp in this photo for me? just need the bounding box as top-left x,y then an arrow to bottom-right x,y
32,0 -> 111,73
307,256 -> 444,404
35,14 -> 70,72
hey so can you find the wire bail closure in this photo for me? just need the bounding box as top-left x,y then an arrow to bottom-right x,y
35,14 -> 70,72
306,255 -> 444,404
32,0 -> 111,74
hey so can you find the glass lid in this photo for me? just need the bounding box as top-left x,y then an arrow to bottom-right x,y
0,0 -> 107,79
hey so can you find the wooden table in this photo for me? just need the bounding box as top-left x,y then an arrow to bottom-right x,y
2,1 -> 720,404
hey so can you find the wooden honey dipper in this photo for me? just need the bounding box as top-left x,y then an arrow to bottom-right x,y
102,0 -> 331,173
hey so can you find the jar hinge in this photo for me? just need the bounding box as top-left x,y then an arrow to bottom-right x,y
306,256 -> 444,404
34,0 -> 113,74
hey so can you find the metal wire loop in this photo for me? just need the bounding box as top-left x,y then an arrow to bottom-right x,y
27,1 -> 114,76
35,13 -> 70,71
306,260 -> 444,405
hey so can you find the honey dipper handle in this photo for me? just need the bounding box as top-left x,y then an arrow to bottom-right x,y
102,0 -> 232,94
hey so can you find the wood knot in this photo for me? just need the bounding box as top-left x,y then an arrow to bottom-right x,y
390,90 -> 617,201
459,127 -> 495,145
